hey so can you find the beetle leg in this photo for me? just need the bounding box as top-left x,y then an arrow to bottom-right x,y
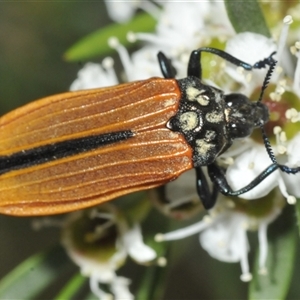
157,51 -> 177,79
187,47 -> 253,78
187,47 -> 275,79
206,162 -> 279,197
195,167 -> 219,209
253,51 -> 276,69
187,50 -> 202,78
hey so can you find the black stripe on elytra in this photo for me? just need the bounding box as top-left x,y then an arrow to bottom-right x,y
0,130 -> 134,175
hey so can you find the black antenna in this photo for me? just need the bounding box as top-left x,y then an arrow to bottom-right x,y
257,52 -> 277,103
260,125 -> 278,164
258,53 -> 300,175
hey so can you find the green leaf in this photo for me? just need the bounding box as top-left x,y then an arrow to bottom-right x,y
135,264 -> 167,300
64,13 -> 156,62
54,272 -> 87,300
85,292 -> 99,300
224,0 -> 271,37
134,208 -> 176,300
0,246 -> 70,300
296,198 -> 300,236
249,206 -> 297,300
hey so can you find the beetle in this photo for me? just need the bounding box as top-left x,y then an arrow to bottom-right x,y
0,47 -> 299,216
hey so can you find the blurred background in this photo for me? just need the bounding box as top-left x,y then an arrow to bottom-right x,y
0,0 -> 110,289
0,2 -> 299,299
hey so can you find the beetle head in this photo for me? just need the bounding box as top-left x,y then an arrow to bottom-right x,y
224,93 -> 269,139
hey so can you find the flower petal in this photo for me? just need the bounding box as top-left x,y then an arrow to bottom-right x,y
104,1 -> 138,23
226,146 -> 279,199
199,212 -> 248,262
111,276 -> 134,300
90,274 -> 113,300
70,61 -> 118,91
225,32 -> 277,95
123,224 -> 157,263
282,133 -> 300,197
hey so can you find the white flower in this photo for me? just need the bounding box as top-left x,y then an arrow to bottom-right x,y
74,1 -> 235,85
293,44 -> 300,96
161,169 -> 202,220
224,32 -> 277,95
153,1 -> 233,51
156,195 -> 283,281
223,20 -> 300,205
276,131 -> 300,203
155,2 -> 211,51
122,223 -> 157,263
108,37 -> 162,80
104,0 -> 138,23
62,205 -> 156,300
70,58 -> 118,91
144,12 -> 299,285
225,144 -> 280,199
126,1 -> 234,79
104,0 -> 160,23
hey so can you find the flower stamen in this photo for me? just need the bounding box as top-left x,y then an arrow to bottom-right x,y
286,108 -> 300,123
273,126 -> 288,154
102,57 -> 118,83
128,31 -> 170,47
292,41 -> 300,95
108,37 -> 133,81
155,217 -> 213,242
287,195 -> 297,205
157,257 -> 167,267
239,229 -> 252,282
258,222 -> 268,275
277,15 -> 293,65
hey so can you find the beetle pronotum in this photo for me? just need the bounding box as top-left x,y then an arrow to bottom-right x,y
0,48 -> 299,216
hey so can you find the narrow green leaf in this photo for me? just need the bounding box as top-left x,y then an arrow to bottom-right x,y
296,198 -> 300,236
54,272 -> 86,300
135,264 -> 167,300
0,246 -> 70,300
135,209 -> 172,300
64,13 -> 156,62
249,206 -> 297,300
225,0 -> 271,37
85,292 -> 99,300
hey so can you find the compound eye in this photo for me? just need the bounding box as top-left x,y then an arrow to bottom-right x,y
225,93 -> 249,108
229,122 -> 252,139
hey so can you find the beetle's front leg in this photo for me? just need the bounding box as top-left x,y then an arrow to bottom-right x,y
157,52 -> 177,79
206,162 -> 279,197
195,167 -> 219,209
